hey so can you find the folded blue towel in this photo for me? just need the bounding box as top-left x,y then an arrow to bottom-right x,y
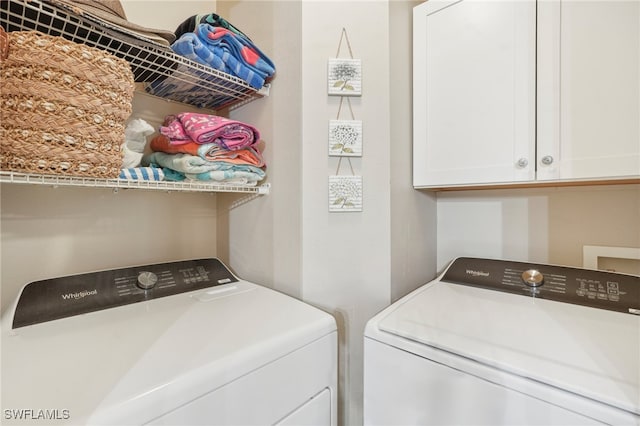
171,32 -> 228,73
171,23 -> 275,90
196,24 -> 275,80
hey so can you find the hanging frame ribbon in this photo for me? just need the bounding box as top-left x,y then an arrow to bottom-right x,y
335,27 -> 354,59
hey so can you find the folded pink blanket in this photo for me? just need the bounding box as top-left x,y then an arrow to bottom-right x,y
160,112 -> 259,150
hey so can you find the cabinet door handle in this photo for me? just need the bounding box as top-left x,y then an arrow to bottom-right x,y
541,155 -> 554,166
516,158 -> 529,168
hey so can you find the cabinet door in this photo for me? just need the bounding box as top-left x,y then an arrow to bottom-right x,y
537,0 -> 640,181
413,0 -> 536,187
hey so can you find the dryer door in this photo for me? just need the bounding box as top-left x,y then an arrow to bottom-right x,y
148,333 -> 337,426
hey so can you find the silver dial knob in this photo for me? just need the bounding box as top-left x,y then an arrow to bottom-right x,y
516,158 -> 528,169
521,269 -> 544,287
137,271 -> 158,290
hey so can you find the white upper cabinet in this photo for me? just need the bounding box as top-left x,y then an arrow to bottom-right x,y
537,0 -> 640,181
413,0 -> 640,188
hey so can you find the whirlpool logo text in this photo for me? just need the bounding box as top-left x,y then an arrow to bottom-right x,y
465,269 -> 490,277
61,289 -> 98,301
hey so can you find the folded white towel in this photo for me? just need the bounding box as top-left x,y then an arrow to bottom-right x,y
122,118 -> 155,168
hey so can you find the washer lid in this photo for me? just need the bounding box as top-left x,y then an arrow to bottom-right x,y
373,261 -> 640,417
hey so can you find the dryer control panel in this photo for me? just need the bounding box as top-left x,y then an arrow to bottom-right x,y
442,257 -> 640,315
12,258 -> 238,328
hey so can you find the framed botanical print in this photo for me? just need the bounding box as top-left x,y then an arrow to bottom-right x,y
328,175 -> 363,212
328,120 -> 362,157
327,58 -> 362,96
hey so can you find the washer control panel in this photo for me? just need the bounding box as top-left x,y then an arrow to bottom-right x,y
442,257 -> 640,315
12,258 -> 238,328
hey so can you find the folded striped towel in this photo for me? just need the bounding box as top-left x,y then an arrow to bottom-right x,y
119,167 -> 165,181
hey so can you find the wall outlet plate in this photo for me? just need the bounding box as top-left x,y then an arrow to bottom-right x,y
583,245 -> 640,275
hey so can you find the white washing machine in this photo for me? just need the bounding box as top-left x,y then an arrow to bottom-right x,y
1,258 -> 337,425
364,257 -> 640,425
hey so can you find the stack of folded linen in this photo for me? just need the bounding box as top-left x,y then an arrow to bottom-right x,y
171,21 -> 275,90
141,112 -> 266,186
145,13 -> 275,108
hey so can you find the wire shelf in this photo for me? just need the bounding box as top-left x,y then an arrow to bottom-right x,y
0,0 -> 269,111
0,171 -> 271,194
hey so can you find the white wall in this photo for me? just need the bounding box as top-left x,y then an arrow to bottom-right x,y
123,0 -> 216,34
217,1 -> 303,299
300,2 -> 393,425
437,184 -> 640,274
390,0 -> 438,302
0,182 -> 219,313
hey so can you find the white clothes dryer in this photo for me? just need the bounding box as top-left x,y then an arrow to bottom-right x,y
1,258 -> 337,425
364,257 -> 639,425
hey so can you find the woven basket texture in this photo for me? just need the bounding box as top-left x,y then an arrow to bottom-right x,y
0,30 -> 135,178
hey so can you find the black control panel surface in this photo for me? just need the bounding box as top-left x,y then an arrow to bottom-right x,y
442,257 -> 640,315
12,258 -> 238,328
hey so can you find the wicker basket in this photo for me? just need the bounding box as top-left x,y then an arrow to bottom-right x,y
0,28 -> 135,178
